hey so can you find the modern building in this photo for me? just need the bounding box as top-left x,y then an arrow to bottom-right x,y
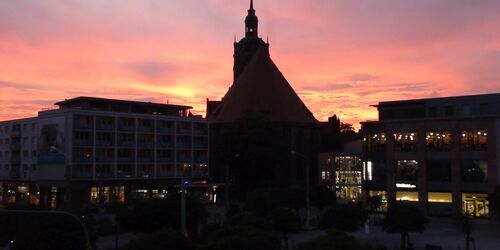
318,138 -> 364,202
0,97 -> 210,209
207,1 -> 320,191
361,93 -> 500,217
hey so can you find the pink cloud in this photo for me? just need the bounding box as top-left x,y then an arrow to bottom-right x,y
0,0 -> 499,128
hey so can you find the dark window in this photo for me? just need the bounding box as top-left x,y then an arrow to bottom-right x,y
426,160 -> 451,182
428,107 -> 437,117
445,106 -> 454,116
461,160 -> 487,182
396,160 -> 418,182
479,103 -> 489,115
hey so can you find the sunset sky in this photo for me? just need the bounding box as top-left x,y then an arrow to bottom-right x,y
1,0 -> 499,128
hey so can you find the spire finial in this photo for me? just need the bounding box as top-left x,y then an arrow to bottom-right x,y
250,0 -> 254,10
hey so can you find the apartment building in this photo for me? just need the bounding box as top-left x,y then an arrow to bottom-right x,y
361,93 -> 500,218
0,97 -> 210,208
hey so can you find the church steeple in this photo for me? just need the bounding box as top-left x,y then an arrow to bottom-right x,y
245,0 -> 258,37
233,0 -> 269,82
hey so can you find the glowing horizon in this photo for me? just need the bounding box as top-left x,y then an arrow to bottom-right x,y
1,1 -> 499,128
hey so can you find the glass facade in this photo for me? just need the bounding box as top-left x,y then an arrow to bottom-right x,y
334,155 -> 363,200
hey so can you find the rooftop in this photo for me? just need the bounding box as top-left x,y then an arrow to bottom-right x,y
54,96 -> 193,117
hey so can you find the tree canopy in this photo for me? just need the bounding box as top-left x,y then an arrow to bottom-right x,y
116,194 -> 207,233
382,203 -> 428,250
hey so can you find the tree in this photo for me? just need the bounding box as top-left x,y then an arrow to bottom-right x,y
367,195 -> 383,212
340,122 -> 356,135
122,230 -> 194,250
269,208 -> 301,250
244,188 -> 282,217
318,204 -> 367,231
116,194 -> 207,233
382,203 -> 428,250
311,185 -> 336,212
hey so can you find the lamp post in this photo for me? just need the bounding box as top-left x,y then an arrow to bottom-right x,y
225,153 -> 241,211
180,178 -> 187,237
291,150 -> 310,229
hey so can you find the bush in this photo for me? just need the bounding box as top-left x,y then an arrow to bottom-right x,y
318,204 -> 367,231
122,229 -> 194,250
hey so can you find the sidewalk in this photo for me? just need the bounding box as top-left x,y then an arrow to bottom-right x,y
349,218 -> 500,250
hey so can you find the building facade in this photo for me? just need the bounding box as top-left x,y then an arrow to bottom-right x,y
0,97 -> 209,208
361,93 -> 500,217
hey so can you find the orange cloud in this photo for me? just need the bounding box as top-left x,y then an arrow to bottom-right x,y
1,0 -> 499,129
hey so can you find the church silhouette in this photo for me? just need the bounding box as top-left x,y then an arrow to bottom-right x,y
207,1 -> 321,193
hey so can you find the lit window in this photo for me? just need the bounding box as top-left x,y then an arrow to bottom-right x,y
396,191 -> 418,202
364,133 -> 386,152
428,192 -> 452,203
393,132 -> 417,151
425,131 -> 451,151
460,130 -> 487,150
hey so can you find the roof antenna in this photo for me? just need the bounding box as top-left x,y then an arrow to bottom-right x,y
267,35 -> 269,43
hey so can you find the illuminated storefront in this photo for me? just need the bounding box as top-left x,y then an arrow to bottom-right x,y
462,193 -> 489,217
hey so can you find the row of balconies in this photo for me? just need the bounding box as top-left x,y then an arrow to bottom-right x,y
73,153 -> 208,163
72,164 -> 208,179
73,135 -> 207,148
74,116 -> 208,135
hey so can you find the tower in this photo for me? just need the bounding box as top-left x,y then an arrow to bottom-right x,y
233,0 -> 269,82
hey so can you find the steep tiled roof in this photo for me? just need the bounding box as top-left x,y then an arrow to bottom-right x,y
211,48 -> 318,125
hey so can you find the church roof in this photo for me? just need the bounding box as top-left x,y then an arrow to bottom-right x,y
210,48 -> 319,125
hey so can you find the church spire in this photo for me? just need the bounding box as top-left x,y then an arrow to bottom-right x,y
245,0 -> 258,37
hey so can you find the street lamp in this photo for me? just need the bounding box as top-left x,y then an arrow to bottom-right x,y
225,153 -> 241,211
291,150 -> 310,229
181,178 -> 187,237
